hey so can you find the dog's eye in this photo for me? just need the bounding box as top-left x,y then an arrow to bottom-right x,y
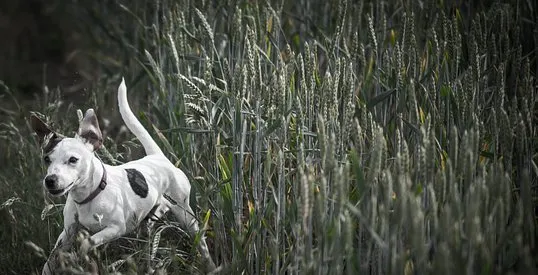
68,157 -> 79,164
43,156 -> 51,164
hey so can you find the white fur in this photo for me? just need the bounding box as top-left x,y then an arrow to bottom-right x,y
38,78 -> 216,274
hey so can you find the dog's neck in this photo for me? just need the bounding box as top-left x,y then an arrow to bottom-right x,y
68,156 -> 106,204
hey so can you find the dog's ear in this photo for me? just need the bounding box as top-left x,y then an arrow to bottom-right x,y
30,114 -> 54,142
77,109 -> 103,151
30,114 -> 65,152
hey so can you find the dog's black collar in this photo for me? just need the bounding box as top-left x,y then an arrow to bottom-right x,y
74,161 -> 107,205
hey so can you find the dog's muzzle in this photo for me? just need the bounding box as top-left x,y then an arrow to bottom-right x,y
44,175 -> 76,196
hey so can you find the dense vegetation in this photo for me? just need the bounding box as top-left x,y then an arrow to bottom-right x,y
0,1 -> 536,274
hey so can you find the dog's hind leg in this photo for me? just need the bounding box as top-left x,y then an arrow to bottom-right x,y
169,202 -> 216,273
164,180 -> 216,273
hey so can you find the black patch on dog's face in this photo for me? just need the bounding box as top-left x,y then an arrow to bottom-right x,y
125,169 -> 148,198
43,134 -> 64,154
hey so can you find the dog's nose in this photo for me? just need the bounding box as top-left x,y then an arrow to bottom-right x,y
44,175 -> 58,189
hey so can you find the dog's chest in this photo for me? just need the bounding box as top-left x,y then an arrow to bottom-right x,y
77,210 -> 107,232
74,198 -> 124,233
73,189 -> 156,234
76,207 -> 143,234
75,205 -> 108,232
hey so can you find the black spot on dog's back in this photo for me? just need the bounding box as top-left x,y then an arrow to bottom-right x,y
125,169 -> 148,198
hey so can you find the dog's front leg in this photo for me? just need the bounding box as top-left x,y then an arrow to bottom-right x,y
42,225 -> 78,275
79,224 -> 126,255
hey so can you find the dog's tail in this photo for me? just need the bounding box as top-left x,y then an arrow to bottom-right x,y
118,78 -> 163,156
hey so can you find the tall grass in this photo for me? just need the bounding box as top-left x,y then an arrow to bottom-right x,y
0,0 -> 536,274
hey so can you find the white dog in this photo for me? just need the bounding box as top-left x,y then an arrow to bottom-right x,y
31,78 -> 216,274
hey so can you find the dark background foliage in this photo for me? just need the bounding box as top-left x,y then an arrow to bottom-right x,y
0,0 -> 536,274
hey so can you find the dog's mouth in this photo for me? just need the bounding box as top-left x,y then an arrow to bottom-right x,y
48,181 -> 76,196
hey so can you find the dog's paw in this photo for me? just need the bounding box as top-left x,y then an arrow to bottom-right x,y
79,239 -> 93,255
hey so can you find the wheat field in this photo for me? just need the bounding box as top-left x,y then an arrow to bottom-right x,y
0,1 -> 536,274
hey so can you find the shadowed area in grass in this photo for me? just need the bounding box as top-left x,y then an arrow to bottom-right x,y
0,0 -> 536,274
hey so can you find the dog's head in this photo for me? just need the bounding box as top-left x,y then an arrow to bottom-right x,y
30,109 -> 103,196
